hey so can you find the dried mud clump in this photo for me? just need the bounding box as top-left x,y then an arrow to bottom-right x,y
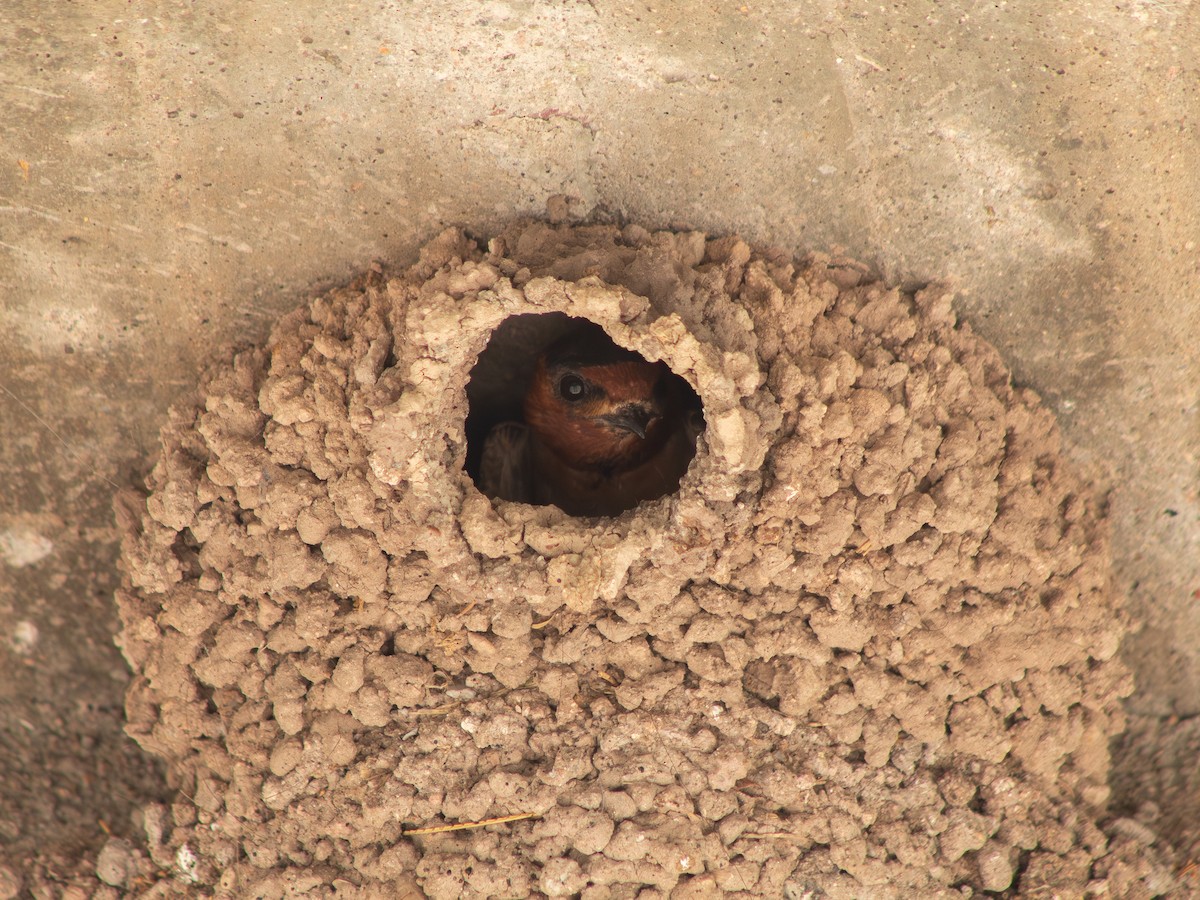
116,222 -> 1168,897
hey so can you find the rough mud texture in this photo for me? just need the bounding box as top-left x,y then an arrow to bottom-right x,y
114,222 -> 1176,897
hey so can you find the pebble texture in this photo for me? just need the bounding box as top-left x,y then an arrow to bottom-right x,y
115,222 -> 1172,896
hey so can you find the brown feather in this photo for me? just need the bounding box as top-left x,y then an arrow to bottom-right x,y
529,421 -> 695,516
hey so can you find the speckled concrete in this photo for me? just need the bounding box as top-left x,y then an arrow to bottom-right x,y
1,0 -> 1197,872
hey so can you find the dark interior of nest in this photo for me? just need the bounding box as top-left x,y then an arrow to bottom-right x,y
464,313 -> 704,515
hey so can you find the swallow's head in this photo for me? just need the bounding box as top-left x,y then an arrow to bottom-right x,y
524,326 -> 675,470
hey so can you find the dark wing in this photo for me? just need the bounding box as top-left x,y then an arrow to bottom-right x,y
478,421 -> 532,504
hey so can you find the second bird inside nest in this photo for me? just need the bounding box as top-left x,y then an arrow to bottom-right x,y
477,319 -> 704,517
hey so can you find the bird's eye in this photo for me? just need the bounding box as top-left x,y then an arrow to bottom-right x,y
559,374 -> 588,402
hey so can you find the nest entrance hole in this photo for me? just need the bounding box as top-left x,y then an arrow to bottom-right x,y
464,313 -> 703,516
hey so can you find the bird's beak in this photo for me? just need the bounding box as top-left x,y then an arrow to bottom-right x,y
600,403 -> 657,440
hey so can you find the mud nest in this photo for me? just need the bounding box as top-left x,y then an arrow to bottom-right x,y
114,221 -> 1172,897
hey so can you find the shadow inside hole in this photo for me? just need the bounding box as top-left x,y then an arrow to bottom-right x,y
464,313 -> 704,515
464,312 -> 575,480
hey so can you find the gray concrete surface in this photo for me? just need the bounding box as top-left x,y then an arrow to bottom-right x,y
2,0 -> 1197,868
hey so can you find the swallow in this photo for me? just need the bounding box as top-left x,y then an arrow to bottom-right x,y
479,322 -> 702,516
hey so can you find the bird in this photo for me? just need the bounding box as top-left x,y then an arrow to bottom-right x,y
479,322 -> 702,516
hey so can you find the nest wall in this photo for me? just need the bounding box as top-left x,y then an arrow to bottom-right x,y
114,222 -> 1166,898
